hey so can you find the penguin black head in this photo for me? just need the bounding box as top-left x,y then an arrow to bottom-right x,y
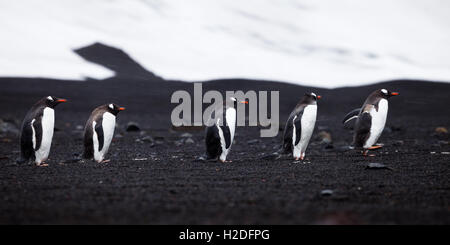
44,96 -> 67,108
302,92 -> 321,104
107,103 -> 125,116
378,89 -> 399,99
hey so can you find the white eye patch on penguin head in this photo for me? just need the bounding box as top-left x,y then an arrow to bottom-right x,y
379,88 -> 399,98
107,103 -> 125,115
45,96 -> 67,108
229,97 -> 248,106
305,92 -> 321,101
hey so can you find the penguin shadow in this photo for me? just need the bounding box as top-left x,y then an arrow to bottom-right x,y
58,154 -> 114,165
192,154 -> 235,164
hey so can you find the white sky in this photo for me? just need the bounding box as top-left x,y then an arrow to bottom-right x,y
0,0 -> 449,87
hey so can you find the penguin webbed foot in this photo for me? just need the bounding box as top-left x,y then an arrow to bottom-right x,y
368,145 -> 383,150
362,150 -> 376,157
362,145 -> 383,157
293,156 -> 306,162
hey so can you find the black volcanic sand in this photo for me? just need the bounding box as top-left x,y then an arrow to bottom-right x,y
0,76 -> 449,224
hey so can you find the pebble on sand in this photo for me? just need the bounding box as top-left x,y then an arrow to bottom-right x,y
321,189 -> 334,196
365,162 -> 393,170
317,131 -> 332,144
435,127 -> 448,134
133,158 -> 148,161
141,135 -> 154,143
0,119 -> 19,135
126,122 -> 141,132
184,138 -> 195,144
180,133 -> 193,138
247,139 -> 260,145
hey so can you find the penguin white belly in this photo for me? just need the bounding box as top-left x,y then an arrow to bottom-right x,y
216,121 -> 228,162
93,112 -> 116,162
34,107 -> 54,164
364,99 -> 388,148
225,107 -> 236,144
217,108 -> 236,162
294,105 -> 317,158
292,115 -> 300,158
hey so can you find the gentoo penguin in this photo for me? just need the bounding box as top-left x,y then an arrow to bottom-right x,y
18,96 -> 67,166
342,89 -> 399,155
83,103 -> 125,163
282,92 -> 321,160
205,97 -> 248,162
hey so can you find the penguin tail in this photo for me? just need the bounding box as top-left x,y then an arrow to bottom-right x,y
280,141 -> 292,155
16,156 -> 28,165
82,151 -> 93,160
16,150 -> 33,165
205,152 -> 218,161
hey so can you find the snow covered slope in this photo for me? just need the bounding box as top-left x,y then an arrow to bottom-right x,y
0,0 -> 449,87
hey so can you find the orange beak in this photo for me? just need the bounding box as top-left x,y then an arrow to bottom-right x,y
390,92 -> 399,96
119,107 -> 126,111
317,95 -> 322,100
240,101 -> 248,104
57,99 -> 67,103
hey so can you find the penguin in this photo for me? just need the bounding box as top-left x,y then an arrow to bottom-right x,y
282,92 -> 321,160
342,89 -> 399,155
83,103 -> 125,163
18,96 -> 67,166
205,97 -> 248,162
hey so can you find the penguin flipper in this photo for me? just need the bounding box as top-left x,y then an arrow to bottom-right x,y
282,117 -> 294,154
343,108 -> 361,129
205,125 -> 222,159
293,116 -> 302,146
282,108 -> 304,153
94,122 -> 104,152
32,115 -> 43,151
